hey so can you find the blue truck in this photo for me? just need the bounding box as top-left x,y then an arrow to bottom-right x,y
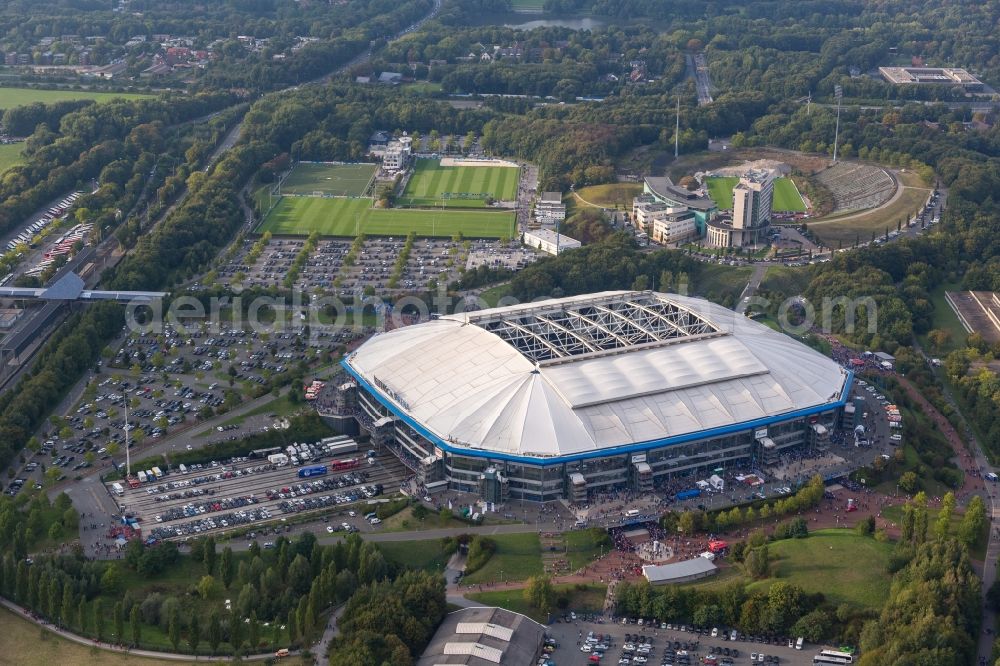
298,464 -> 327,478
675,489 -> 701,501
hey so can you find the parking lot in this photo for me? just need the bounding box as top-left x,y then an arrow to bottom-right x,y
543,615 -> 819,666
213,235 -> 540,295
113,446 -> 410,542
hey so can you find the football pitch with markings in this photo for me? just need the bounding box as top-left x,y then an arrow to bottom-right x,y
399,158 -> 519,208
279,162 -> 378,197
705,176 -> 807,212
257,195 -> 515,238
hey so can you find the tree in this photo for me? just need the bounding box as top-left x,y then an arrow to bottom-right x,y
856,515 -> 876,537
208,610 -> 222,654
960,495 -> 987,548
203,536 -> 217,575
94,599 -> 105,642
220,546 -> 234,589
77,597 -> 87,633
678,511 -> 698,535
248,612 -> 260,651
168,603 -> 182,652
60,584 -> 73,628
935,491 -> 956,540
524,575 -> 555,616
230,614 -> 245,653
766,581 -> 803,633
130,604 -> 142,646
745,545 -> 770,579
791,609 -> 831,642
188,612 -> 202,655
198,575 -> 216,600
113,601 -> 125,644
898,471 -> 918,494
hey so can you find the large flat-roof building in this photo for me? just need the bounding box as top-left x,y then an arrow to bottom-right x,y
879,66 -> 984,91
535,191 -> 566,222
326,291 -> 851,503
643,557 -> 718,585
417,607 -> 546,666
523,228 -> 581,255
643,177 -> 717,234
632,196 -> 699,246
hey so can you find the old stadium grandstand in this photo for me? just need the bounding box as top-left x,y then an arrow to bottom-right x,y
814,162 -> 895,213
324,291 -> 851,502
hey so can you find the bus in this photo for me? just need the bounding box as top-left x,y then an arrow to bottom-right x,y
813,649 -> 853,664
330,458 -> 360,472
298,465 -> 327,478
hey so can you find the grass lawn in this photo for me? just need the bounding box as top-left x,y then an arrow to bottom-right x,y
279,162 -> 377,197
0,142 -> 24,174
258,195 -> 515,238
0,87 -> 154,110
465,583 -> 607,623
691,263 -> 753,302
399,158 -> 519,207
463,532 -> 543,585
759,264 -> 812,297
379,505 -> 471,532
403,82 -> 443,93
378,538 -> 451,572
563,528 -> 612,571
918,281 -> 968,354
809,186 -> 929,246
705,177 -> 805,212
479,283 -> 514,307
572,183 -> 643,211
0,606 -> 226,666
745,529 -> 892,609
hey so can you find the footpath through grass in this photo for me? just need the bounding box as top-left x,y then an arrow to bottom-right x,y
0,606 -> 210,666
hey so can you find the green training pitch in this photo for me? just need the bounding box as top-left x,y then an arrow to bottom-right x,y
257,195 -> 515,238
399,158 -> 519,208
0,87 -> 153,110
705,176 -> 806,212
279,162 -> 378,197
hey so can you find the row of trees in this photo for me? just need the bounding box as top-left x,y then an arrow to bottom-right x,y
663,476 -> 826,536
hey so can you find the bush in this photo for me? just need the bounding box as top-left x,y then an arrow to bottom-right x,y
375,498 -> 410,520
465,536 -> 497,574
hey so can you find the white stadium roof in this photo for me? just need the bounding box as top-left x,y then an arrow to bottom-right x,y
344,291 -> 850,460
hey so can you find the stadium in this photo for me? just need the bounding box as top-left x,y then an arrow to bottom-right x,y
325,291 -> 852,503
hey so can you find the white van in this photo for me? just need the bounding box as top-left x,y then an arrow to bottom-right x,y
795,637 -> 803,650
625,509 -> 640,518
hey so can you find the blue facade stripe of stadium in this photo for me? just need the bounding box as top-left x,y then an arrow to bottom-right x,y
340,358 -> 853,467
